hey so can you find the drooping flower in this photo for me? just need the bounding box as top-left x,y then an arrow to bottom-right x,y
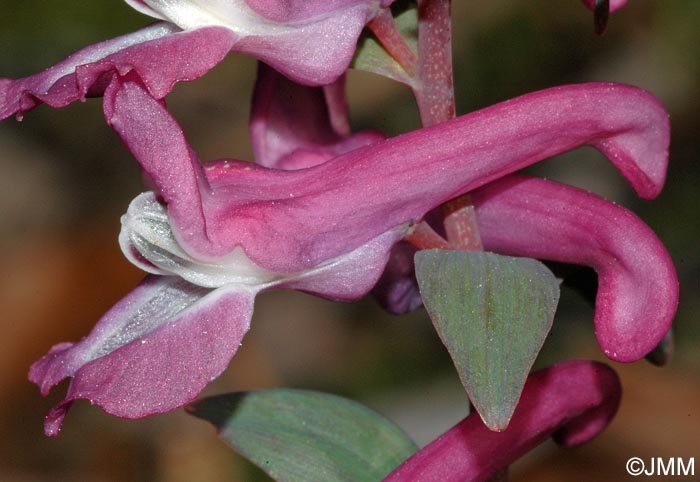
0,0 -> 393,122
384,360 -> 622,482
29,73 -> 674,434
250,67 -> 677,364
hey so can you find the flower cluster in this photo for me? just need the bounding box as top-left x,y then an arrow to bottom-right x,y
2,5 -> 677,477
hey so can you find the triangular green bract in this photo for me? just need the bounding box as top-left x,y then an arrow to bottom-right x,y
187,389 -> 417,482
415,250 -> 559,431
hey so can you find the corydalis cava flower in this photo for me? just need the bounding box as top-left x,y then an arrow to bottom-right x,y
0,0 -> 393,123
253,66 -> 677,364
385,360 -> 622,482
29,73 -> 676,435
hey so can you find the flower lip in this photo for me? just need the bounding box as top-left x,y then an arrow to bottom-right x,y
120,191 -> 409,294
120,192 -> 283,288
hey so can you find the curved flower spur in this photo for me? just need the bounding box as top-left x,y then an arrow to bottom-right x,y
0,0 -> 394,123
29,69 -> 674,434
252,66 -> 678,365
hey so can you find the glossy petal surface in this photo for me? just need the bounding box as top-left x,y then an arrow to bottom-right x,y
29,276 -> 254,435
106,79 -> 670,276
32,218 -> 400,435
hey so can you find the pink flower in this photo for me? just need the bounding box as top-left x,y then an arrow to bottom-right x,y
384,360 -> 622,482
29,73 -> 675,435
0,0 -> 392,122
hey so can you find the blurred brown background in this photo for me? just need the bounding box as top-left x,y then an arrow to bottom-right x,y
1,1 -> 698,481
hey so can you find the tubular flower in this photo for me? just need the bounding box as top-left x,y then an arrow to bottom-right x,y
30,76 -> 672,435
472,174 -> 678,361
0,0 -> 392,122
384,360 -> 622,482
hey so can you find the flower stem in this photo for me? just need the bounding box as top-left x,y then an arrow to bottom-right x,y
414,0 -> 455,127
412,0 -> 483,252
442,194 -> 483,251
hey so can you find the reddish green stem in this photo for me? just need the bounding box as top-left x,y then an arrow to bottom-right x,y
405,221 -> 451,250
414,0 -> 455,127
409,0 -> 482,251
442,194 -> 484,251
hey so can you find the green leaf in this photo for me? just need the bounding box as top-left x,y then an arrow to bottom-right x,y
351,5 -> 418,86
187,389 -> 418,482
415,250 -> 560,431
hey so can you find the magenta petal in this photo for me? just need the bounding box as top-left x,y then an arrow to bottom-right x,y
29,276 -> 254,436
471,175 -> 679,362
250,63 -> 383,169
104,75 -> 211,256
230,1 -> 386,85
384,360 -> 621,482
108,80 -> 668,274
1,23 -> 237,121
126,0 -> 387,85
280,228 -> 404,301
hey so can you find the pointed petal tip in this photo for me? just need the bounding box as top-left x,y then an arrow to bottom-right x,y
44,402 -> 72,437
28,341 -> 75,396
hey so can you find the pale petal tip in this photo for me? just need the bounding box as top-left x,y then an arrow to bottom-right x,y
44,402 -> 72,437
